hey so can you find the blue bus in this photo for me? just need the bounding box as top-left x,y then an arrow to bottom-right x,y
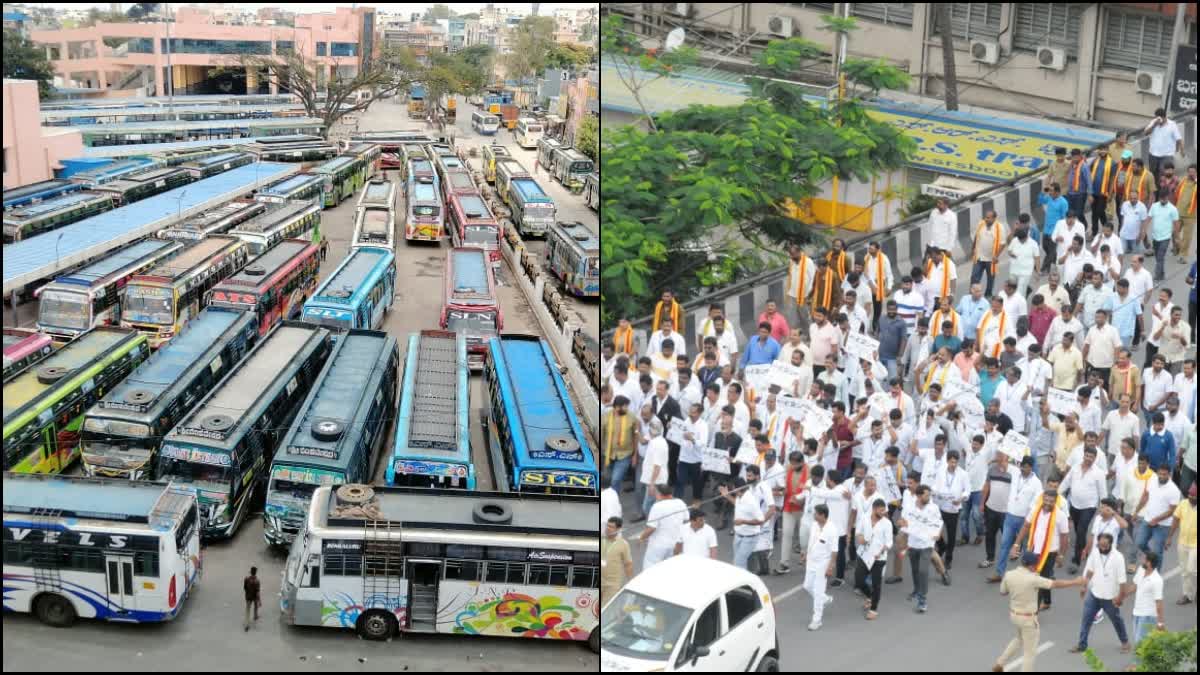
301,247 -> 395,335
157,322 -> 332,539
263,329 -> 399,546
387,330 -> 475,489
482,335 -> 597,497
3,179 -> 83,210
81,307 -> 258,480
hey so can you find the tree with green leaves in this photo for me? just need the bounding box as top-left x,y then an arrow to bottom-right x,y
3,30 -> 56,98
424,5 -> 454,22
575,114 -> 598,162
503,16 -> 557,83
600,14 -> 915,327
546,43 -> 593,69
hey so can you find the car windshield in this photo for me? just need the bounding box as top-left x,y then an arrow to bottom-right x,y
37,289 -> 90,330
123,286 -> 174,325
601,590 -> 692,661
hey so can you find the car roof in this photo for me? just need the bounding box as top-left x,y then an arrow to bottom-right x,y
622,555 -> 767,608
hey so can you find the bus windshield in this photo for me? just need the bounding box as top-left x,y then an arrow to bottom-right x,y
447,310 -> 497,334
124,287 -> 174,325
464,225 -> 497,245
157,457 -> 232,490
570,160 -> 593,174
268,477 -> 322,510
37,289 -> 90,330
413,204 -> 440,217
587,256 -> 600,275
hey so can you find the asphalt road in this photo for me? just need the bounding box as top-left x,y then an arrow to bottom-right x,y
610,235 -> 1196,672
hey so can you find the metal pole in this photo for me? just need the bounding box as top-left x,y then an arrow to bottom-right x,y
165,3 -> 174,106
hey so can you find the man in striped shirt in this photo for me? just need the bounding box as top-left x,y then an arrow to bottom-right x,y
892,275 -> 925,334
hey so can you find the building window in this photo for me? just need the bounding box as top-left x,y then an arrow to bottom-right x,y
1101,9 -> 1175,72
276,41 -> 293,55
931,3 -> 1004,41
316,42 -> 327,56
850,3 -> 914,27
331,42 -> 358,57
160,38 -> 270,55
1013,4 -> 1083,59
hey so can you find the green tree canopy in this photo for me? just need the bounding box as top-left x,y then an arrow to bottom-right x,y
3,30 -> 56,98
575,114 -> 598,162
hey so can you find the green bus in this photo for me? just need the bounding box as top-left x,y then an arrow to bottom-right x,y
311,156 -> 363,207
2,191 -> 114,243
3,327 -> 149,474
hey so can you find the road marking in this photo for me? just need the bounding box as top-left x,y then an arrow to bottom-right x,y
1005,642 -> 1055,671
774,581 -> 808,603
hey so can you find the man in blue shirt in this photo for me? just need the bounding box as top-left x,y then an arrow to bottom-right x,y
877,300 -> 908,380
1088,146 -> 1117,234
932,319 -> 962,355
1139,412 -> 1177,471
979,358 -> 1004,406
957,283 -> 990,341
1065,148 -> 1093,232
1039,183 -> 1069,273
1110,278 -> 1143,347
1144,191 -> 1180,282
738,321 -> 781,369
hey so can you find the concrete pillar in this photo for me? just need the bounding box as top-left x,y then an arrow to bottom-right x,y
246,67 -> 258,93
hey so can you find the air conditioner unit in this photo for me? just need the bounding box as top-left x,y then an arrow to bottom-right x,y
767,15 -> 795,37
1135,69 -> 1165,96
1036,46 -> 1066,71
667,3 -> 691,17
969,39 -> 999,65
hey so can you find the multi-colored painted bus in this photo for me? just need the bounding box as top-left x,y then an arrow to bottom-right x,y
387,330 -> 475,488
301,247 -> 395,335
480,144 -> 510,184
3,327 -> 149,474
280,485 -> 599,647
156,199 -> 267,242
509,178 -> 556,237
256,173 -> 325,205
206,239 -> 322,336
343,143 -> 382,184
81,307 -> 258,480
550,147 -> 594,193
228,200 -> 322,256
447,192 -> 501,264
544,221 -> 599,298
2,473 -> 201,628
441,169 -> 477,201
495,157 -> 530,208
312,156 -> 362,207
120,235 -> 251,349
442,248 -> 501,368
35,238 -> 185,343
403,172 -> 444,241
483,335 -> 598,497
91,167 -> 194,206
2,191 -> 114,243
263,329 -> 399,546
2,329 -> 54,383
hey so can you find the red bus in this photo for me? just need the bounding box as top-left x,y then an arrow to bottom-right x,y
447,192 -> 502,265
441,169 -> 477,202
441,247 -> 502,369
206,239 -> 321,337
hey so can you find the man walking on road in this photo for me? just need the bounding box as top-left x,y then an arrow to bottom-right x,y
602,516 -> 634,605
804,503 -> 839,631
243,566 -> 261,631
994,552 -> 1085,672
1069,532 -> 1132,655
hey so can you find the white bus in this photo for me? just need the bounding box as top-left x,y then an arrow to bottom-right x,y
281,484 -> 601,651
471,110 -> 500,136
2,473 -> 201,627
515,117 -> 544,149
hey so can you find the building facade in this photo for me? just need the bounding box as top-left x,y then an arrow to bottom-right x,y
3,79 -> 84,189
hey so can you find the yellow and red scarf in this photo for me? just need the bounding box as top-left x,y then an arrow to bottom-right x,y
827,250 -> 847,283
978,310 -> 1007,358
1026,494 -> 1064,573
653,300 -> 681,333
1071,161 -> 1086,193
1176,179 -> 1197,216
812,269 -> 835,311
1121,167 -> 1150,203
604,411 -> 630,463
791,256 -> 810,305
1093,155 -> 1113,197
931,307 -> 959,336
613,324 -> 634,354
973,221 -> 1004,274
926,254 -> 953,299
872,252 -> 887,301
923,361 -> 951,393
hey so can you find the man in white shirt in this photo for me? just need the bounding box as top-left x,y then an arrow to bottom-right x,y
1102,394 -> 1141,462
1129,551 -> 1166,646
854,495 -> 894,619
674,508 -> 719,559
804,503 -> 840,631
1035,272 -> 1074,314
989,457 -> 1043,581
638,482 -> 690,571
1141,354 -> 1175,425
993,366 -> 1031,432
638,418 -> 670,521
707,315 -> 739,366
863,241 -> 894,329
977,296 -> 1016,360
1053,213 -> 1088,263
1143,288 -> 1176,369
601,475 -> 622,530
1060,445 -> 1108,572
1058,236 -> 1095,291
841,290 -> 870,335
676,403 -> 709,504
1073,386 -> 1104,438
1144,108 -> 1183,178
927,198 -> 959,254
1071,531 -> 1131,653
1082,309 -> 1121,382
1046,304 -> 1085,350
899,483 -> 944,612
1090,220 -> 1125,258
1172,359 -> 1196,417
1017,344 -> 1054,409
1001,280 -> 1029,321
1132,465 -> 1181,572
933,450 -> 971,572
1077,270 -> 1117,333
645,317 -> 687,358
720,465 -> 770,571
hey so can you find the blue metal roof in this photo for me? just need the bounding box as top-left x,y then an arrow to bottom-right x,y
457,194 -> 493,218
451,249 -> 489,298
3,190 -> 107,217
261,173 -> 323,195
3,162 -> 297,293
511,178 -> 551,203
56,239 -> 179,286
309,247 -> 393,306
80,137 -> 277,159
413,182 -> 438,202
3,474 -> 167,523
69,117 -> 323,135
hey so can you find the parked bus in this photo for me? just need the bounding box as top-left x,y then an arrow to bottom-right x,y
495,158 -> 531,208
544,221 -> 600,298
480,144 -> 510,184
441,170 -> 477,200
401,143 -> 429,164
279,485 -> 599,647
433,154 -> 467,182
448,192 -> 501,265
264,329 -> 399,546
2,329 -> 54,383
509,178 -> 556,237
2,191 -> 114,243
81,308 -> 257,480
256,173 -> 325,205
442,248 -> 501,369
3,327 -> 149,474
343,143 -> 382,183
356,177 -> 397,211
387,330 -> 474,488
471,110 -> 501,135
515,117 -> 544,149
179,151 -> 254,179
403,157 -> 436,184
403,173 -> 444,241
3,179 -> 83,210
157,199 -> 267,242
35,238 -> 185,342
91,167 -> 194,206
583,173 -> 599,211
228,200 -> 322,256
121,235 -> 251,349
536,137 -> 563,175
68,158 -> 157,187
157,322 -> 332,539
483,335 -> 598,497
2,473 -> 201,628
207,239 -> 322,337
551,148 -> 594,193
302,247 -> 395,334
246,140 -> 337,163
312,156 -> 361,207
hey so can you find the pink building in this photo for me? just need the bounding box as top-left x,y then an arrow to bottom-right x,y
2,79 -> 83,189
29,6 -> 377,97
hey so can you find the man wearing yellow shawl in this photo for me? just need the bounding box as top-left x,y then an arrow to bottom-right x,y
652,290 -> 682,333
1011,484 -> 1070,610
602,397 -> 639,491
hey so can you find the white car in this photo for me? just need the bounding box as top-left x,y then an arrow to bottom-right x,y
600,556 -> 780,672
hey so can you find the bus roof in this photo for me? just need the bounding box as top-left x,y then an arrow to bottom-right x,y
184,150 -> 252,167
409,158 -> 434,174
511,178 -> 550,203
69,117 -> 323,136
216,239 -> 313,291
444,171 -> 475,193
3,473 -> 193,527
3,327 -> 143,419
3,179 -> 81,206
232,200 -> 314,234
318,485 -> 598,537
412,181 -> 438,203
277,330 -> 396,472
3,190 -> 109,219
310,247 -> 393,305
489,335 -> 595,472
169,199 -> 265,232
549,222 -> 599,254
260,173 -> 323,195
312,156 -> 356,174
456,193 -> 494,220
51,238 -> 181,289
359,179 -> 394,206
68,158 -> 157,184
397,330 -> 466,459
138,235 -> 240,281
94,308 -> 252,417
449,249 -> 493,302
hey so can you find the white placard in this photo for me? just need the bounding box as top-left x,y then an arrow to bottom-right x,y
960,397 -> 987,432
775,394 -> 805,423
702,445 -> 731,474
799,399 -> 834,438
665,418 -> 688,445
743,364 -> 771,394
733,444 -> 760,466
844,332 -> 880,361
1046,387 -> 1077,417
868,392 -> 895,419
769,362 -> 804,391
999,430 -> 1030,462
942,379 -> 973,403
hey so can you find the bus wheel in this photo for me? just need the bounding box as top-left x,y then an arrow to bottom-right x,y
357,609 -> 396,640
34,593 -> 77,627
588,629 -> 600,653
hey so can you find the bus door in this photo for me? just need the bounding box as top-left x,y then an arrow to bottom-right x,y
41,426 -> 56,473
105,554 -> 137,613
405,559 -> 441,631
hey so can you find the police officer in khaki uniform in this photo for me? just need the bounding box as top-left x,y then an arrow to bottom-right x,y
994,551 -> 1086,672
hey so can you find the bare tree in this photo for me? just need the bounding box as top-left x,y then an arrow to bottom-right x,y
934,4 -> 958,111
